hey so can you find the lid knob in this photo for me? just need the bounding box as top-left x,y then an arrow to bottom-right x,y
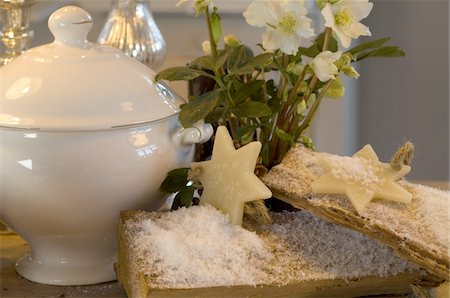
48,6 -> 93,47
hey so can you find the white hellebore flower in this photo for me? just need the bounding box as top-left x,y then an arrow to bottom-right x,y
321,0 -> 373,48
243,0 -> 315,55
310,51 -> 342,82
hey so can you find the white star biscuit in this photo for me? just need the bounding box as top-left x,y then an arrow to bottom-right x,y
311,145 -> 412,215
191,126 -> 272,226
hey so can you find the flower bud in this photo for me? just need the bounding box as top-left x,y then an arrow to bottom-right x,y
298,81 -> 309,94
287,63 -> 305,76
335,52 -> 354,68
193,0 -> 211,12
224,34 -> 241,48
325,76 -> 345,98
297,99 -> 307,115
341,65 -> 360,79
202,40 -> 211,55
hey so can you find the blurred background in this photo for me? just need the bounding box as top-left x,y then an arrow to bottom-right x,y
1,0 -> 448,181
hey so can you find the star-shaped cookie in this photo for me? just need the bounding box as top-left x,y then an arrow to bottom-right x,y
191,126 -> 272,225
311,145 -> 412,215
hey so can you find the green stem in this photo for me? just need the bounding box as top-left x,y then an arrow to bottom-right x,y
282,66 -> 308,119
295,79 -> 334,139
205,7 -> 218,63
322,27 -> 333,52
286,65 -> 308,104
293,27 -> 333,139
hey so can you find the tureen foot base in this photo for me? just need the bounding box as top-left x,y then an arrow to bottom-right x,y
15,250 -> 117,286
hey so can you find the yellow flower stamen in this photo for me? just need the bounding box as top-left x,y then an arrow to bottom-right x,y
277,14 -> 298,35
335,8 -> 353,28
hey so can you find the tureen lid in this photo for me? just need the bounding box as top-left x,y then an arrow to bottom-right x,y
0,6 -> 184,131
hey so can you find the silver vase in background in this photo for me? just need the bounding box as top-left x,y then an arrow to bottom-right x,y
0,0 -> 35,67
97,0 -> 166,70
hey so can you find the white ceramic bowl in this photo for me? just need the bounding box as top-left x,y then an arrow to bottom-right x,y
0,6 -> 212,285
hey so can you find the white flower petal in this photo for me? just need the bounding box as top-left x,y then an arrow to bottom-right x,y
310,51 -> 340,82
285,0 -> 308,16
262,30 -> 283,52
296,16 -> 316,38
247,0 -> 315,52
319,50 -> 342,62
321,4 -> 336,28
280,34 -> 301,55
347,21 -> 371,38
339,33 -> 353,48
243,1 -> 274,27
311,58 -> 335,82
347,0 -> 373,21
332,25 -> 352,48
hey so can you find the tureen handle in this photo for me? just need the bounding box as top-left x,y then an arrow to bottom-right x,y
172,121 -> 213,149
48,6 -> 93,47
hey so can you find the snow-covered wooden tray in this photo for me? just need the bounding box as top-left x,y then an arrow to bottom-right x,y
262,145 -> 450,280
116,207 -> 440,298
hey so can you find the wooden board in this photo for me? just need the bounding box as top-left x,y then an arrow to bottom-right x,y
116,211 -> 442,298
261,145 -> 450,281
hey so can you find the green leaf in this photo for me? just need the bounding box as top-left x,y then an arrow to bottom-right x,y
265,79 -> 277,98
299,45 -> 320,58
215,49 -> 230,69
171,186 -> 195,210
210,11 -> 222,45
227,45 -> 253,71
347,37 -> 391,55
300,31 -> 339,58
205,106 -> 226,123
236,126 -> 257,145
234,53 -> 273,75
156,67 -> 211,81
160,168 -> 190,193
275,128 -> 295,146
234,80 -> 265,103
357,46 -> 406,60
232,101 -> 272,118
190,56 -> 215,71
316,31 -> 338,52
179,89 -> 220,127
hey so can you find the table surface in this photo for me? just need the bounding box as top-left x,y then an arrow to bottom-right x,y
0,232 -> 127,297
3,235 -> 449,298
1,181 -> 448,297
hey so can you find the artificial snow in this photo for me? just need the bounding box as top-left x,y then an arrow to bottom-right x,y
320,153 -> 380,191
125,204 -> 419,289
127,205 -> 271,289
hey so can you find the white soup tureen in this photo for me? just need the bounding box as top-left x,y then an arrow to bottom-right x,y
0,6 -> 212,286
